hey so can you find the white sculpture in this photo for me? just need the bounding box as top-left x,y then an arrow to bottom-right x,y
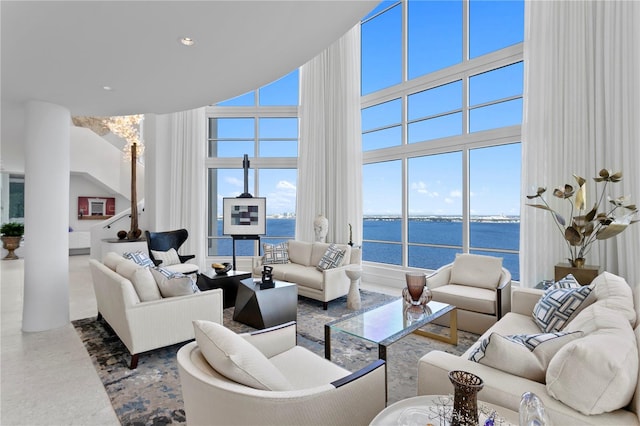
345,267 -> 362,310
313,214 -> 329,243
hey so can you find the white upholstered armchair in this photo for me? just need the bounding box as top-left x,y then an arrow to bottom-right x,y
177,321 -> 386,426
426,253 -> 512,335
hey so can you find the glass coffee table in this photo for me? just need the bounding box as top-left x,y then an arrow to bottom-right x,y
324,298 -> 457,362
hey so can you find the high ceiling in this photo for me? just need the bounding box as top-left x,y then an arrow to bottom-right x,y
1,0 -> 378,164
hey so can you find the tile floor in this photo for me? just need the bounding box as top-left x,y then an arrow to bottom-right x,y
1,255 -> 118,425
1,255 -> 399,425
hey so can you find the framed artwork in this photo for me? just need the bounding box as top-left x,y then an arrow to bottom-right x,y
222,197 -> 266,235
78,196 -> 115,220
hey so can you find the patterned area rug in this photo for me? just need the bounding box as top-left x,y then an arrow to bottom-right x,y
73,290 -> 479,425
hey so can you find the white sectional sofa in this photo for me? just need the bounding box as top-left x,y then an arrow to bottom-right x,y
418,272 -> 640,425
252,241 -> 361,309
89,252 -> 223,368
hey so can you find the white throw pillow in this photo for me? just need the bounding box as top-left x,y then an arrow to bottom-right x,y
150,268 -> 198,298
103,251 -> 127,271
115,258 -> 162,302
316,243 -> 346,271
590,272 -> 636,328
193,320 -> 293,391
468,331 -> 583,383
547,305 -> 638,415
151,248 -> 180,266
449,253 -> 503,290
532,286 -> 594,333
262,242 -> 289,265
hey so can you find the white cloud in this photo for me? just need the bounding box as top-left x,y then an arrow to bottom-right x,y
225,177 -> 243,187
444,198 -> 454,204
411,181 -> 438,197
266,182 -> 297,213
450,189 -> 462,198
276,180 -> 296,191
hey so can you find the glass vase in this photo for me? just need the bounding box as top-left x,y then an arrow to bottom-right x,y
405,272 -> 427,305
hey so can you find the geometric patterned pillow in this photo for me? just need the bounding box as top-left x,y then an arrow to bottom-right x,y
551,274 -> 581,289
316,243 -> 346,271
504,332 -> 580,350
123,250 -> 154,268
262,242 -> 289,265
533,286 -> 593,333
468,331 -> 584,383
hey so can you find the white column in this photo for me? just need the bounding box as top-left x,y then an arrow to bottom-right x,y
22,101 -> 70,332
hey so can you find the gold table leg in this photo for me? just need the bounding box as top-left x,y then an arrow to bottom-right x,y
413,308 -> 458,345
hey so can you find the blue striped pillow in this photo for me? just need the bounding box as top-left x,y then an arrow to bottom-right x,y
263,242 -> 289,265
533,286 -> 593,332
551,274 -> 581,289
123,251 -> 154,268
316,244 -> 346,271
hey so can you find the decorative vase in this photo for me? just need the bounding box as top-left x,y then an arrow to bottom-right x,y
571,258 -> 586,268
1,236 -> 22,260
313,214 -> 328,243
449,370 -> 484,426
404,272 -> 431,306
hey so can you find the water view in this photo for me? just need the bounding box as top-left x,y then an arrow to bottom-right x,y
212,216 -> 520,280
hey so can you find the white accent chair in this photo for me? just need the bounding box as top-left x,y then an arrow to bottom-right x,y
177,321 -> 387,426
426,253 -> 512,335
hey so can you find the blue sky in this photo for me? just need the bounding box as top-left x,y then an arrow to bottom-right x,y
215,0 -> 524,217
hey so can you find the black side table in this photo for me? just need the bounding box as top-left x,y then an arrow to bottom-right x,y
233,278 -> 298,329
196,270 -> 252,308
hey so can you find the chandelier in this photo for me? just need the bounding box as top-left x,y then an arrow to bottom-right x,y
106,114 -> 144,161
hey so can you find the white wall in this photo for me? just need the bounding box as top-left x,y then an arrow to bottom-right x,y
0,101 -> 26,174
69,174 -> 128,232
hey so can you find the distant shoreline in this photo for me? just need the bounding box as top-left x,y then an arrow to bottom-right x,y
258,215 -> 520,223
363,216 -> 520,223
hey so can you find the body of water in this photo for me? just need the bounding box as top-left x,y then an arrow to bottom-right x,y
210,217 -> 520,280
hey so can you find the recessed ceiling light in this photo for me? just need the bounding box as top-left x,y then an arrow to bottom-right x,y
103,86 -> 113,91
179,37 -> 195,46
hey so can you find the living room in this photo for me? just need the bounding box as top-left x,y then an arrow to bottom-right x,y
2,1 -> 639,425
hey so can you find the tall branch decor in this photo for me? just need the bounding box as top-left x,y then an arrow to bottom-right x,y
526,169 -> 638,267
106,115 -> 144,240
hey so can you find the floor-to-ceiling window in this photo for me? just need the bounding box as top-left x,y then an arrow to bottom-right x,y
205,71 -> 299,257
361,0 -> 524,280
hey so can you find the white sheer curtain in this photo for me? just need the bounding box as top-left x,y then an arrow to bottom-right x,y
296,25 -> 363,245
521,0 -> 640,287
168,107 -> 207,270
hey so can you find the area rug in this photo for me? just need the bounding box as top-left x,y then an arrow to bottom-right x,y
73,290 -> 479,425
